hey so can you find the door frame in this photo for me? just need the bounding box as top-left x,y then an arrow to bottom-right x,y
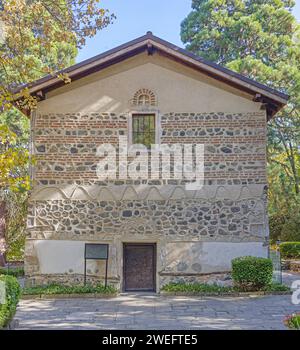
123,243 -> 157,292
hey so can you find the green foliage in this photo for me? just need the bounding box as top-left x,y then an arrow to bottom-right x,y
0,275 -> 21,328
0,110 -> 30,144
0,116 -> 29,263
284,313 -> 300,329
0,1 -> 100,261
181,1 -> 300,243
279,242 -> 300,259
181,0 -> 297,66
232,256 -> 273,291
269,212 -> 287,243
0,109 -> 30,262
269,197 -> 300,242
0,123 -> 30,192
280,211 -> 300,242
1,0 -> 114,110
0,267 -> 24,278
22,283 -> 117,295
161,282 -> 234,293
161,281 -> 289,293
0,109 -> 30,190
6,235 -> 26,261
4,190 -> 28,261
263,282 -> 290,292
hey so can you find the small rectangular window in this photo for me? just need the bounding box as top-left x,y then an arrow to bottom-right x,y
132,114 -> 155,148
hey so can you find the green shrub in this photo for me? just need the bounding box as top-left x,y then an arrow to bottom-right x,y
284,313 -> 300,330
161,282 -> 289,294
0,275 -> 21,328
279,242 -> 300,259
22,283 -> 117,295
231,256 -> 273,291
263,283 -> 290,292
161,283 -> 234,294
0,267 -> 24,278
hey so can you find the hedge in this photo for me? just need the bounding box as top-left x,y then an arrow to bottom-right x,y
232,256 -> 273,291
279,242 -> 300,259
0,275 -> 21,328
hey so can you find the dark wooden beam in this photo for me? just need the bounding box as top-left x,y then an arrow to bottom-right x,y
253,93 -> 262,102
35,90 -> 46,101
147,42 -> 154,56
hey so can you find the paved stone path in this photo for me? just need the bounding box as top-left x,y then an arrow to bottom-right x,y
14,293 -> 299,330
13,271 -> 300,330
282,271 -> 300,286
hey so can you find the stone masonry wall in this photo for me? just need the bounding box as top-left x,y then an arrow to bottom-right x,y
28,197 -> 267,241
25,111 -> 268,287
33,112 -> 266,185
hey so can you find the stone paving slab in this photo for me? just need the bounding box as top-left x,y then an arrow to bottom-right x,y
14,293 -> 300,330
12,271 -> 300,330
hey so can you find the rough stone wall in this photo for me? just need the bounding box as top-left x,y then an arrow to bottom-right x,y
25,111 -> 269,288
28,197 -> 267,241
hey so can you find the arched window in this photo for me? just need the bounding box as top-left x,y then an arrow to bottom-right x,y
137,94 -> 151,106
132,89 -> 156,106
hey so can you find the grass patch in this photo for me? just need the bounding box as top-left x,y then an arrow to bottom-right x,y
0,267 -> 24,278
263,282 -> 290,292
161,282 -> 290,294
22,283 -> 117,296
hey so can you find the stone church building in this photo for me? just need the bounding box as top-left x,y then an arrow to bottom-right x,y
21,32 -> 287,291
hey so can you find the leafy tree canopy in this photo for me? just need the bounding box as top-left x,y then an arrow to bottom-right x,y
0,0 -> 114,111
181,0 -> 300,241
181,1 -> 297,65
0,0 -> 114,192
0,1 -> 114,261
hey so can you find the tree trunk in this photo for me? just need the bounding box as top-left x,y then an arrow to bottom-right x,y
0,201 -> 6,266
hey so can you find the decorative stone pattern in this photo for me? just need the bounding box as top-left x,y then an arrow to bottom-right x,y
30,184 -> 267,201
131,88 -> 157,106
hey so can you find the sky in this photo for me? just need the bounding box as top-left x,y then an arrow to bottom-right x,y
77,0 -> 300,63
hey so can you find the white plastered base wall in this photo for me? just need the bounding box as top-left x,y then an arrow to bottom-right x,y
26,239 -> 268,286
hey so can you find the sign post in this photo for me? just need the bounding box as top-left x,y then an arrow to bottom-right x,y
84,243 -> 109,287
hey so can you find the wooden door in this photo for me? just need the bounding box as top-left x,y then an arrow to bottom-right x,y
123,244 -> 156,292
